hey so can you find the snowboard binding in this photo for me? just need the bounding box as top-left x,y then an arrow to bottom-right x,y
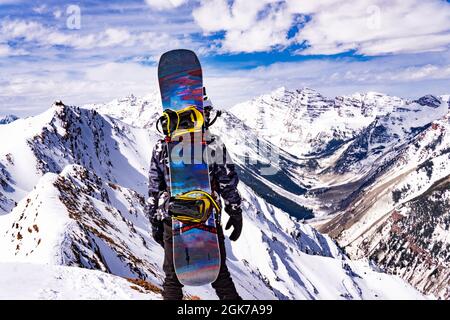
168,190 -> 220,223
156,106 -> 205,138
156,88 -> 222,138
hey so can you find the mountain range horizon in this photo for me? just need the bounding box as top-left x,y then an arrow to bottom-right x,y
1,85 -> 449,299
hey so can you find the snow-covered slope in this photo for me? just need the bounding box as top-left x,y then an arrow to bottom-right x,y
440,95 -> 450,106
212,111 -> 313,220
0,163 -> 422,299
84,96 -> 423,299
0,97 -> 422,300
229,87 -> 449,218
0,262 -> 162,300
307,92 -> 449,215
0,165 -> 162,280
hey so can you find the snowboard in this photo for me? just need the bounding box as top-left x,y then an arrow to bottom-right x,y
157,49 -> 221,286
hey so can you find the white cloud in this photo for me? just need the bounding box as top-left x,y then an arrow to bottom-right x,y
145,0 -> 187,10
1,1 -> 449,117
0,44 -> 14,57
0,44 -> 28,57
202,52 -> 450,107
221,3 -> 295,52
0,61 -> 157,115
191,0 -> 450,56
0,19 -> 181,51
296,0 -> 450,56
193,0 -> 271,32
193,0 -> 293,53
32,4 -> 47,14
53,9 -> 62,19
1,52 -> 450,116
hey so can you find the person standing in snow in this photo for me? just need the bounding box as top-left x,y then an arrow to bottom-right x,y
147,96 -> 243,300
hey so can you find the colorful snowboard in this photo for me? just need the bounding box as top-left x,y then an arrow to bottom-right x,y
158,49 -> 220,286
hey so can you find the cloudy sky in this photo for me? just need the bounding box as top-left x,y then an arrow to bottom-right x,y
1,0 -> 449,116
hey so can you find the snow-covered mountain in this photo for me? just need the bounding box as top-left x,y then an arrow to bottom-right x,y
230,87 -> 401,157
0,115 -> 18,125
320,111 -> 450,299
0,97 -> 421,300
0,103 -> 152,215
230,87 -> 449,216
85,93 -> 161,129
230,87 -> 450,299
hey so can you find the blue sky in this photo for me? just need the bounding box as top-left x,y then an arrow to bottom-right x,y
0,0 -> 449,116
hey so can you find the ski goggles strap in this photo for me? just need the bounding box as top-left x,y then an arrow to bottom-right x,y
205,109 -> 222,128
168,190 -> 221,223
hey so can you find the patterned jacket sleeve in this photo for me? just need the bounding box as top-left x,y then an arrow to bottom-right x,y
211,137 -> 242,214
148,140 -> 167,224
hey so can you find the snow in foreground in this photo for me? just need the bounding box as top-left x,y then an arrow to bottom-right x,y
0,262 -> 161,300
0,260 -> 424,300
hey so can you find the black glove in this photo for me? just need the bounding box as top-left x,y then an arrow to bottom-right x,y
151,221 -> 164,247
225,205 -> 242,241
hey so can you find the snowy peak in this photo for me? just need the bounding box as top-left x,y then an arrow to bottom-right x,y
0,115 -> 19,125
84,91 -> 161,129
230,87 -> 407,156
226,86 -> 450,298
337,91 -> 402,117
0,102 -> 154,215
440,94 -> 450,106
332,95 -> 449,175
318,108 -> 450,298
414,95 -> 443,108
264,87 -> 327,106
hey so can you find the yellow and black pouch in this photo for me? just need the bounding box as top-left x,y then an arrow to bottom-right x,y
168,190 -> 220,223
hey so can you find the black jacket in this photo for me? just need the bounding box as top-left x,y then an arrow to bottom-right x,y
147,134 -> 242,226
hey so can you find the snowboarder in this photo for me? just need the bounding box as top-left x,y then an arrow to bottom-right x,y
148,97 -> 243,300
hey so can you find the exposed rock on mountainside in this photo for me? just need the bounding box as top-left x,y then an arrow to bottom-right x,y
231,87 -> 450,298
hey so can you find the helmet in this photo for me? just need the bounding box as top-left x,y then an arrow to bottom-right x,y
203,87 -> 213,123
202,87 -> 221,128
204,99 -> 213,121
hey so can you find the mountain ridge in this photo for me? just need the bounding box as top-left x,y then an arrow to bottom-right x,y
0,95 -> 423,299
228,87 -> 450,299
